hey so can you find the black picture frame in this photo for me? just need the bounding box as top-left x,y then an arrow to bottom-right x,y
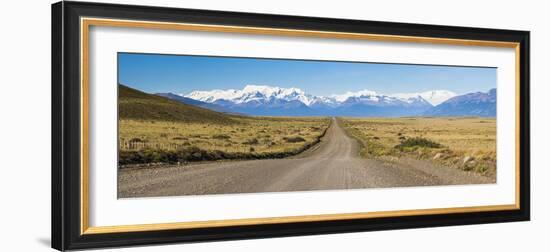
52,1 -> 530,251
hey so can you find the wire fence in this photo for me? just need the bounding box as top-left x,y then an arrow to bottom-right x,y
119,140 -> 189,151
119,140 -> 259,153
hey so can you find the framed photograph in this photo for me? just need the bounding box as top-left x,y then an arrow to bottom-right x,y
52,1 -> 530,250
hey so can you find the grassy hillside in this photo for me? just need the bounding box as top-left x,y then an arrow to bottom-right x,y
118,84 -> 238,124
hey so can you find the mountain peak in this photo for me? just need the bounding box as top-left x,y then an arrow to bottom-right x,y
423,89 -> 496,117
242,84 -> 278,93
242,84 -> 306,97
390,90 -> 457,106
332,89 -> 378,102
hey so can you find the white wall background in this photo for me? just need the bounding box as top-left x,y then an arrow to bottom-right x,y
0,0 -> 546,251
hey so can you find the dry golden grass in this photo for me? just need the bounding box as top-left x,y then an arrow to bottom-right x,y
119,116 -> 330,155
341,117 -> 496,175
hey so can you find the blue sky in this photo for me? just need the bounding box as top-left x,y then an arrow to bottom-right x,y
118,53 -> 496,96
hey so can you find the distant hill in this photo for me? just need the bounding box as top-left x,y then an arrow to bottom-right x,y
423,89 -> 496,117
118,84 -> 238,124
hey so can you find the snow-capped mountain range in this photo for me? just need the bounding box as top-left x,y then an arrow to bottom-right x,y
156,84 -> 494,117
185,85 -> 456,106
186,85 -> 319,106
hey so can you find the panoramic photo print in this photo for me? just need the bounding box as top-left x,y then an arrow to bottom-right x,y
117,53 -> 497,198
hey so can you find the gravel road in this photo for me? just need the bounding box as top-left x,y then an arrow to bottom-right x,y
118,118 -> 493,198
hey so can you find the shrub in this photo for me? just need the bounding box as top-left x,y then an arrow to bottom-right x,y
395,137 -> 443,150
212,134 -> 231,140
284,136 -> 306,143
242,138 -> 259,145
475,163 -> 488,173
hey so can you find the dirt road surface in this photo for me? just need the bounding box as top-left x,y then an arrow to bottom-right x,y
118,118 -> 493,198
